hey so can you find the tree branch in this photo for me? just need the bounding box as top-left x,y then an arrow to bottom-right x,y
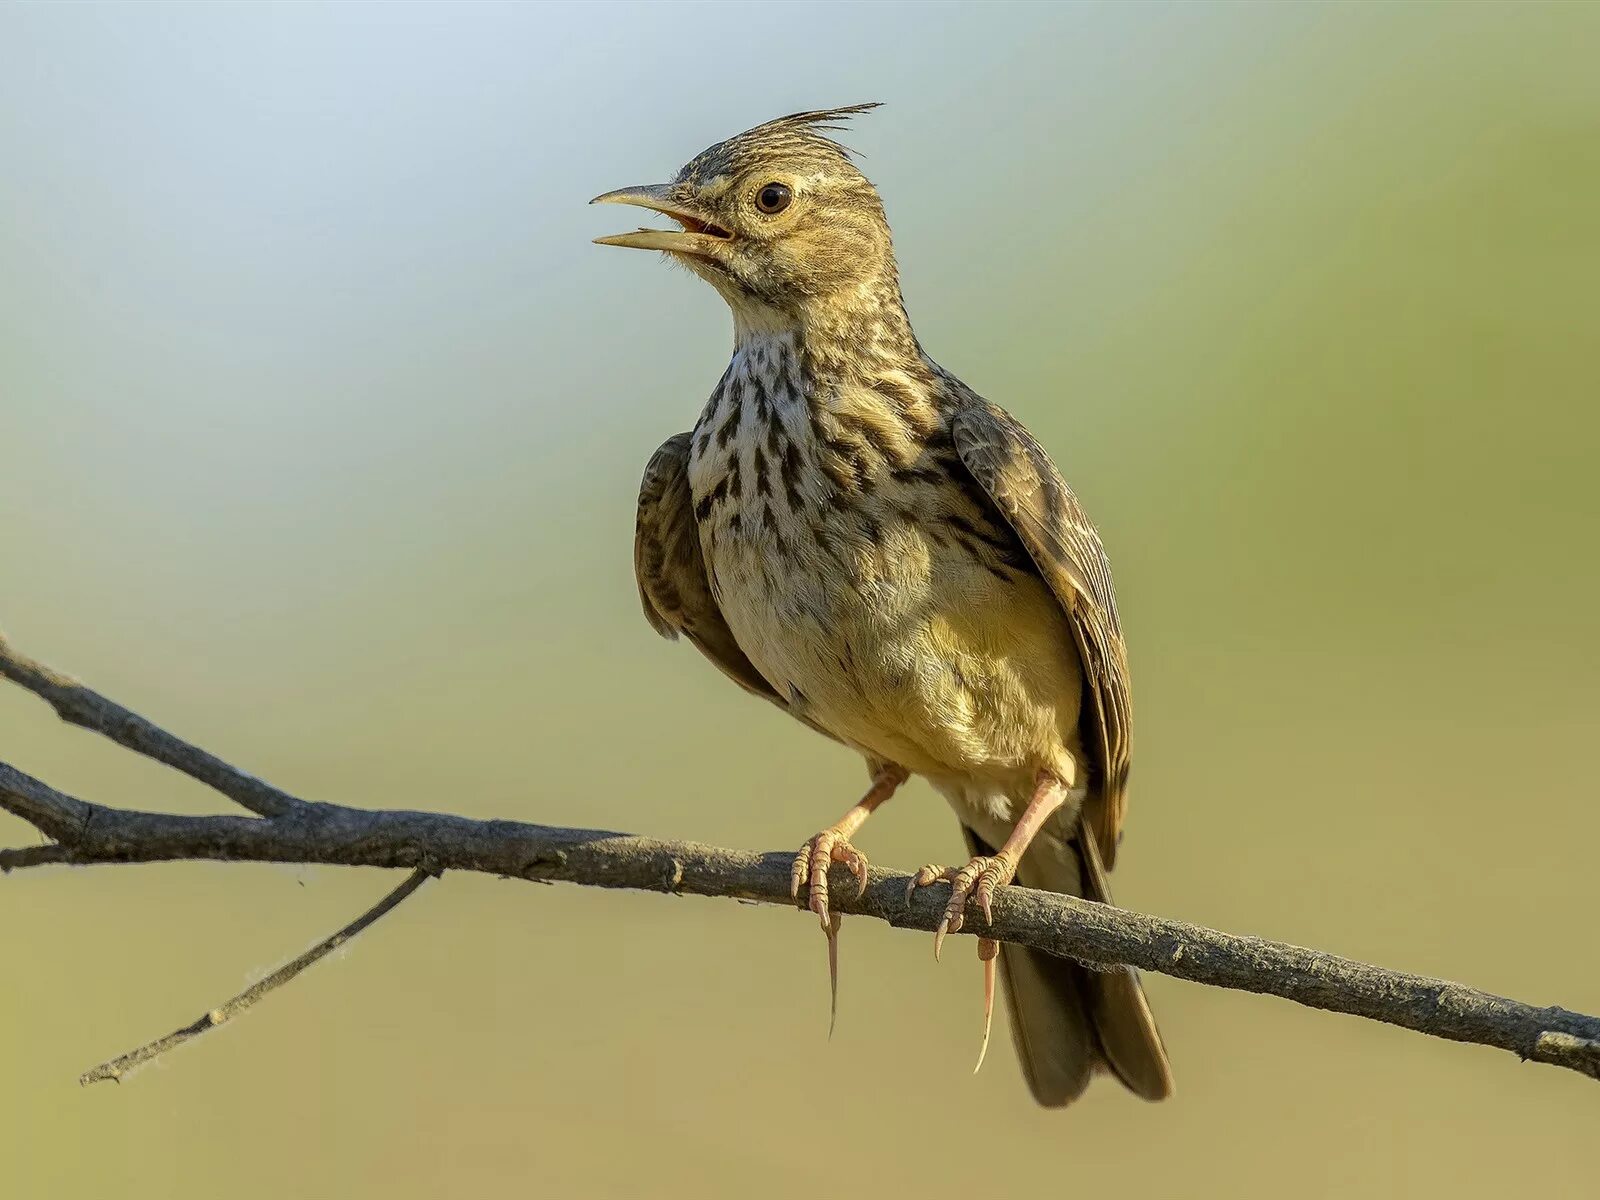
79,867 -> 435,1086
3,637 -> 1597,1086
0,634 -> 309,818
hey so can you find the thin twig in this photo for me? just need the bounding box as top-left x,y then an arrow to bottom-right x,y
0,633 -> 310,819
0,842 -> 75,869
2,638 -> 1598,1088
79,867 -> 435,1086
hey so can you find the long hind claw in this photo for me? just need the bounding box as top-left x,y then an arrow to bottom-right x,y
792,830 -> 870,1036
910,861 -> 1004,1069
975,937 -> 999,1074
825,911 -> 843,1039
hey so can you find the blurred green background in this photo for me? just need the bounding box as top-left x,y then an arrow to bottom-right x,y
3,2 -> 1597,1195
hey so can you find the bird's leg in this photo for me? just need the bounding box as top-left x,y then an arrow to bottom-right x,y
790,763 -> 908,1033
906,771 -> 1069,956
905,770 -> 1070,1070
789,763 -> 908,927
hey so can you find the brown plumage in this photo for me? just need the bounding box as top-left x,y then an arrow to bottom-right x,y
599,106 -> 1172,1106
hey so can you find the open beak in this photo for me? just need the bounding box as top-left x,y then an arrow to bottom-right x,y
590,184 -> 732,256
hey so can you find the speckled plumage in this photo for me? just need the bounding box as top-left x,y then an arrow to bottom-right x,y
685,331 -> 1086,812
606,107 -> 1171,1106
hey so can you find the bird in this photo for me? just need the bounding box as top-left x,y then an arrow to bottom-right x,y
594,104 -> 1173,1106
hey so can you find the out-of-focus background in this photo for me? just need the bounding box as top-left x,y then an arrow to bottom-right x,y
3,2 -> 1597,1195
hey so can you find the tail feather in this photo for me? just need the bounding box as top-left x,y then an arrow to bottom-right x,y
1077,827 -> 1174,1101
962,824 -> 1174,1107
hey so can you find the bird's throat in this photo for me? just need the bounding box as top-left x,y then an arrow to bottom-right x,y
730,299 -> 919,387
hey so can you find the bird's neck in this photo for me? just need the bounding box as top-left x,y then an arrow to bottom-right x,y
727,282 -> 926,399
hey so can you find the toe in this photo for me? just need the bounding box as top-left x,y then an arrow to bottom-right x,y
973,856 -> 1016,926
808,862 -> 832,927
839,845 -> 870,898
792,833 -> 837,928
942,892 -> 968,937
905,863 -> 955,906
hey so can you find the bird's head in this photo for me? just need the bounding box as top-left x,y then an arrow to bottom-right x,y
592,105 -> 902,337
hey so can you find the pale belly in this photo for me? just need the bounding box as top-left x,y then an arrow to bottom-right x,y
703,509 -> 1086,797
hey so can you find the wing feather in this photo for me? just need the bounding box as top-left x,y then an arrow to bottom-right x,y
950,402 -> 1133,866
634,433 -> 785,704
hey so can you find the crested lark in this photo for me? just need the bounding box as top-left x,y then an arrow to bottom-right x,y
595,106 -> 1172,1106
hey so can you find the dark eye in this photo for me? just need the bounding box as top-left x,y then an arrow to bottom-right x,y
755,182 -> 792,215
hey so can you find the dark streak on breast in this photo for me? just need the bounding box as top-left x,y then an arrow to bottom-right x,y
751,443 -> 771,497
693,473 -> 730,523
836,411 -> 906,469
715,394 -> 743,449
749,373 -> 772,422
780,439 -> 806,512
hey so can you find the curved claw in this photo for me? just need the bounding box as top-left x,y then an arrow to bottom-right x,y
907,864 -> 968,960
919,855 -> 1018,962
942,901 -> 966,939
792,825 -> 874,1036
974,937 -> 999,1073
974,856 -> 1016,927
905,855 -> 1010,1071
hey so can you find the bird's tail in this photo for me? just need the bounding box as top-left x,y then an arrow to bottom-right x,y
962,825 -> 1174,1106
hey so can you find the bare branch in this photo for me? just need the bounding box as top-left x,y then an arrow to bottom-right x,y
0,633 -> 310,818
80,867 -> 435,1085
3,761 -> 1597,1084
2,638 -> 1597,1088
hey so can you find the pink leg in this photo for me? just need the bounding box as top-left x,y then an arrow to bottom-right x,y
906,770 -> 1071,1071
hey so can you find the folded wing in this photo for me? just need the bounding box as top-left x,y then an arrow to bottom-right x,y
950,401 -> 1133,867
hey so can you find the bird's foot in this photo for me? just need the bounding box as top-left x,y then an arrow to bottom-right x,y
790,829 -> 871,929
790,829 -> 871,1037
905,857 -> 1016,1073
906,853 -> 1020,960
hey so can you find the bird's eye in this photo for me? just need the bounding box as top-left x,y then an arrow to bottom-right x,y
755,182 -> 792,215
